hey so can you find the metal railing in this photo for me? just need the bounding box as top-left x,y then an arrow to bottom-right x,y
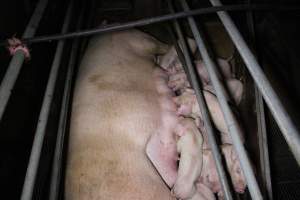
178,0 -> 263,199
167,0 -> 234,199
209,0 -> 300,166
0,0 -> 48,121
48,2 -> 86,200
0,1 -> 297,199
20,3 -> 73,200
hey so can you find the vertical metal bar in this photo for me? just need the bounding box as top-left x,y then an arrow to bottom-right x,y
245,0 -> 273,198
167,1 -> 233,199
20,3 -> 73,200
255,87 -> 273,200
209,0 -> 300,165
0,0 -> 48,121
179,0 -> 263,199
48,2 -> 85,199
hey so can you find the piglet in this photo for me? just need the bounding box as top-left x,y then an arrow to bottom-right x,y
172,118 -> 204,199
222,144 -> 247,194
197,145 -> 247,199
168,58 -> 234,92
148,66 -> 204,199
194,58 -> 233,86
203,78 -> 243,105
173,88 -> 244,144
192,183 -> 216,200
146,118 -> 204,200
157,38 -> 197,72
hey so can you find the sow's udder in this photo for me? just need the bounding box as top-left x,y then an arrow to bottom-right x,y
147,67 -> 205,200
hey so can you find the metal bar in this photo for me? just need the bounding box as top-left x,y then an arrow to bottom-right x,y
209,0 -> 300,165
0,4 -> 299,47
79,0 -> 96,62
48,2 -> 85,200
179,0 -> 263,199
0,0 -> 48,121
255,87 -> 273,200
20,3 -> 73,200
167,1 -> 233,199
245,0 -> 273,198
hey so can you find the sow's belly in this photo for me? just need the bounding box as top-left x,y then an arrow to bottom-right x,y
65,69 -> 173,200
65,30 -> 176,200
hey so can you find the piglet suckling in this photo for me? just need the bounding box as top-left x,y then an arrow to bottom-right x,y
171,118 -> 204,199
167,62 -> 244,112
173,88 -> 245,145
173,88 -> 228,140
167,58 -> 233,89
146,117 -> 205,200
147,67 -> 204,200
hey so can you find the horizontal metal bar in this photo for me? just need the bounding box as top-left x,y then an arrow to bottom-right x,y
48,2 -> 85,199
167,0 -> 233,199
180,0 -> 263,199
0,4 -> 299,47
209,0 -> 300,166
0,0 -> 48,122
20,3 -> 73,200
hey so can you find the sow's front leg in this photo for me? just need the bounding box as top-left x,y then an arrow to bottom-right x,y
146,118 -> 203,199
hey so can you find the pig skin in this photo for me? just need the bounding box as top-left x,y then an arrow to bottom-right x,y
147,67 -> 205,200
171,118 -> 204,199
167,58 -> 233,91
197,145 -> 247,198
221,144 -> 246,194
158,38 -> 197,71
173,88 -> 245,144
65,30 -> 178,200
203,78 -> 243,105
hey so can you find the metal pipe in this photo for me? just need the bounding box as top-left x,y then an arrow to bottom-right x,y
48,2 -> 85,200
0,4 -> 299,47
209,0 -> 300,165
20,3 -> 73,200
0,0 -> 48,121
255,87 -> 273,200
167,1 -> 233,199
179,0 -> 263,199
245,1 -> 273,198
